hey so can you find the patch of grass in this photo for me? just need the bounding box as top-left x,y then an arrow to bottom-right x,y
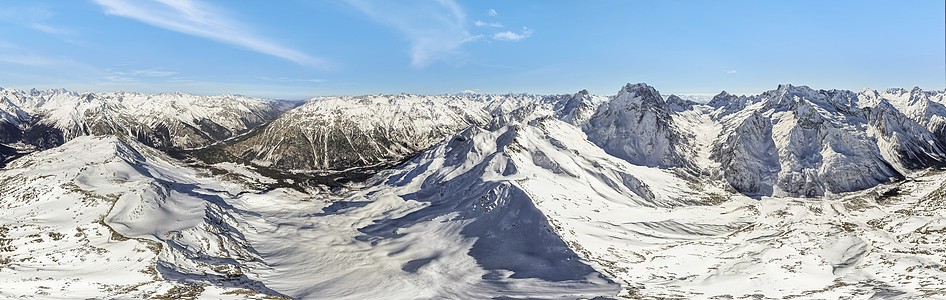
152,284 -> 205,300
47,232 -> 65,241
840,222 -> 858,232
169,144 -> 414,193
222,289 -> 292,299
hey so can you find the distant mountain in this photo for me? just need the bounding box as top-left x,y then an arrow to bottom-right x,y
222,94 -> 493,171
0,87 -> 295,151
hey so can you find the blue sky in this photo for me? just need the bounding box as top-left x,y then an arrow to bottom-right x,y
0,0 -> 942,99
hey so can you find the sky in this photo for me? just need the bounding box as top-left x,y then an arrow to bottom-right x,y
0,0 -> 943,99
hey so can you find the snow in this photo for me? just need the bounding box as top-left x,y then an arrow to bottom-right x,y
0,87 -> 293,150
1,83 -> 945,299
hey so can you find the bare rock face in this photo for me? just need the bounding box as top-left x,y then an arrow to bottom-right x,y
712,110 -> 780,197
665,94 -> 697,112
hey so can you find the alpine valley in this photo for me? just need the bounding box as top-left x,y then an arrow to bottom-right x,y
1,83 -> 946,299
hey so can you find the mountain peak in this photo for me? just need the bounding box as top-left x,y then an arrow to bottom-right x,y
775,83 -> 815,93
620,82 -> 654,93
708,90 -> 736,107
617,83 -> 663,105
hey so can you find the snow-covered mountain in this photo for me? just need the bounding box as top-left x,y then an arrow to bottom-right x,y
584,83 -> 693,169
0,87 -> 295,152
710,84 -> 946,197
221,94 -> 492,171
2,83 -> 946,299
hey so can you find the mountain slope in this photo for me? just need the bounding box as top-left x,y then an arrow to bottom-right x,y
0,135 -> 286,298
222,94 -> 492,171
0,88 -> 294,151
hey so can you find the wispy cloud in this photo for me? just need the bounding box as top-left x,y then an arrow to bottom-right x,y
115,69 -> 178,77
343,0 -> 477,68
474,20 -> 503,28
104,67 -> 179,82
726,70 -> 737,74
256,76 -> 327,83
92,0 -> 325,67
0,5 -> 86,45
488,9 -> 498,17
493,27 -> 533,41
30,23 -> 74,36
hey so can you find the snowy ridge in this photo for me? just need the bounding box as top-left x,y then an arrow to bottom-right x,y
484,89 -> 606,128
0,87 -> 294,151
0,135 -> 286,298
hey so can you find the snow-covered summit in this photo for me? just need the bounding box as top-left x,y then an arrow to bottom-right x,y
584,83 -> 692,168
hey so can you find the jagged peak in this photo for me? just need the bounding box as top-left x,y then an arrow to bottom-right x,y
760,84 -> 818,108
616,83 -> 664,105
775,83 -> 815,93
885,87 -> 908,94
708,90 -> 736,107
665,95 -> 697,112
858,87 -> 877,95
620,82 -> 655,93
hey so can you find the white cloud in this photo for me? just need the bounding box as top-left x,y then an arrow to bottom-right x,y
343,0 -> 476,68
493,27 -> 533,41
115,69 -> 178,77
104,76 -> 134,82
92,0 -> 324,67
105,68 -> 178,82
488,9 -> 497,17
474,20 -> 502,28
30,23 -> 73,36
726,70 -> 737,74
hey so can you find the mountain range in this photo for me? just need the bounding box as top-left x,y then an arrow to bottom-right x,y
1,83 -> 945,299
